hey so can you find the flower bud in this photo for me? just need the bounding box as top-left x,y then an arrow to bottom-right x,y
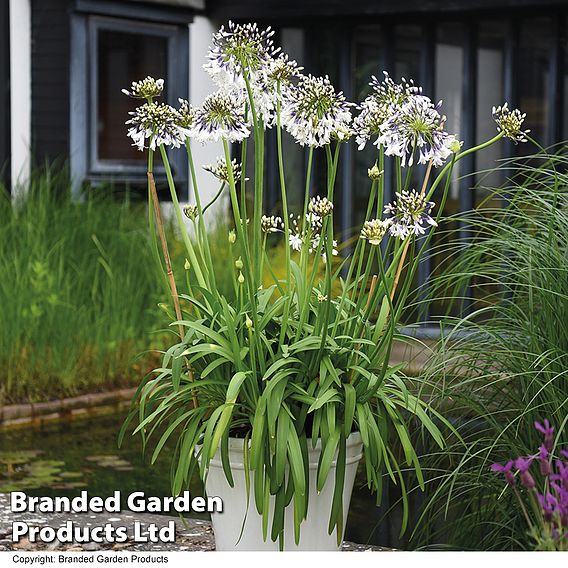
183,204 -> 198,221
238,272 -> 245,284
368,164 -> 384,181
449,139 -> 463,153
245,315 -> 253,329
235,257 -> 243,270
229,230 -> 236,244
184,258 -> 191,270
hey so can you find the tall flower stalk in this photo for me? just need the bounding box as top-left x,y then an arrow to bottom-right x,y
122,21 -> 525,549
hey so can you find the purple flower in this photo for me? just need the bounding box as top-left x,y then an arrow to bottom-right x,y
515,457 -> 536,489
535,419 -> 555,452
538,492 -> 557,522
491,460 -> 516,486
538,445 -> 552,477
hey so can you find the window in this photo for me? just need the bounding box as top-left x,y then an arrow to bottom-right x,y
71,11 -> 189,196
96,28 -> 168,163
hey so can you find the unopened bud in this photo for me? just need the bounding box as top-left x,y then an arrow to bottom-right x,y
449,139 -> 463,153
184,258 -> 191,270
238,272 -> 245,284
235,257 -> 243,270
245,315 -> 253,329
228,230 -> 236,244
368,164 -> 384,181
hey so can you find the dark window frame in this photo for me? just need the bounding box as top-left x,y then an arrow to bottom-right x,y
70,6 -> 190,197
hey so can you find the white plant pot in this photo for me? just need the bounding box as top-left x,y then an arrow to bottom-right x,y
204,432 -> 363,551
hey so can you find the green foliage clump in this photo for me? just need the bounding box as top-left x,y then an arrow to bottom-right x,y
0,167 -> 169,403
414,149 -> 568,550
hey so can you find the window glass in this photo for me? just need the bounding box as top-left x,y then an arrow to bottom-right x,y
517,18 -> 552,147
476,21 -> 506,202
97,29 -> 168,162
427,22 -> 466,318
352,25 -> 384,232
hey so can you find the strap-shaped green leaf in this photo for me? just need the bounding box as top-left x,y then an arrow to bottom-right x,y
343,383 -> 356,437
316,426 -> 340,492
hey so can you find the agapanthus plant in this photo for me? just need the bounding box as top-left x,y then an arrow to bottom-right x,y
121,20 -> 525,549
492,421 -> 568,551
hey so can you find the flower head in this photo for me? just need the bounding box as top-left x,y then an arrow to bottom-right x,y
515,457 -> 536,490
535,419 -> 555,452
191,90 -> 250,143
177,98 -> 197,129
281,75 -> 352,147
260,215 -> 283,234
122,76 -> 164,99
360,219 -> 391,246
367,163 -> 384,181
492,103 -> 529,143
183,204 -> 199,221
203,157 -> 244,183
289,232 -> 303,251
354,72 -> 419,150
126,102 -> 189,151
384,189 -> 438,239
491,460 -> 516,486
204,21 -> 276,86
264,53 -> 302,87
309,196 -> 333,218
538,445 -> 552,477
379,94 -> 457,167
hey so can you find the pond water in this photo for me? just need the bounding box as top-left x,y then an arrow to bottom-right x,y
0,412 -> 408,548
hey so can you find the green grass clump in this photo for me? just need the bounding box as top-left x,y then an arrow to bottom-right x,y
412,149 -> 568,550
0,168 -> 169,403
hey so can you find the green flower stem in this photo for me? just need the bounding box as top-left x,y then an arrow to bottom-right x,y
296,146 -> 315,329
395,156 -> 402,193
185,140 -> 217,290
201,182 -> 226,215
276,83 -> 292,348
311,144 -> 341,367
242,71 -> 264,288
426,133 -> 504,202
158,145 -> 206,290
377,147 -> 385,217
240,104 -> 250,240
223,139 -> 262,370
330,178 -> 377,339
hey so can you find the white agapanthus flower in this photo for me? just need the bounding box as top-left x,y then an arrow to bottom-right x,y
354,72 -> 419,150
126,102 -> 189,151
360,219 -> 391,246
384,189 -> 438,239
378,94 -> 458,167
203,157 -> 245,183
260,215 -> 284,234
190,90 -> 250,143
177,98 -> 197,129
281,75 -> 352,147
492,103 -> 530,143
122,76 -> 164,99
289,233 -> 303,251
203,21 -> 277,88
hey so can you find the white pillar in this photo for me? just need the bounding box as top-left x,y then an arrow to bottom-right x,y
187,16 -> 225,218
9,0 -> 31,198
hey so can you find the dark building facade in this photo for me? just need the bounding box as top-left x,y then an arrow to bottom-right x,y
2,0 -> 567,322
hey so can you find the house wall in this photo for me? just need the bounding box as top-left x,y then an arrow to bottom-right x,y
0,0 -> 10,188
9,0 -> 31,195
31,0 -> 71,166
